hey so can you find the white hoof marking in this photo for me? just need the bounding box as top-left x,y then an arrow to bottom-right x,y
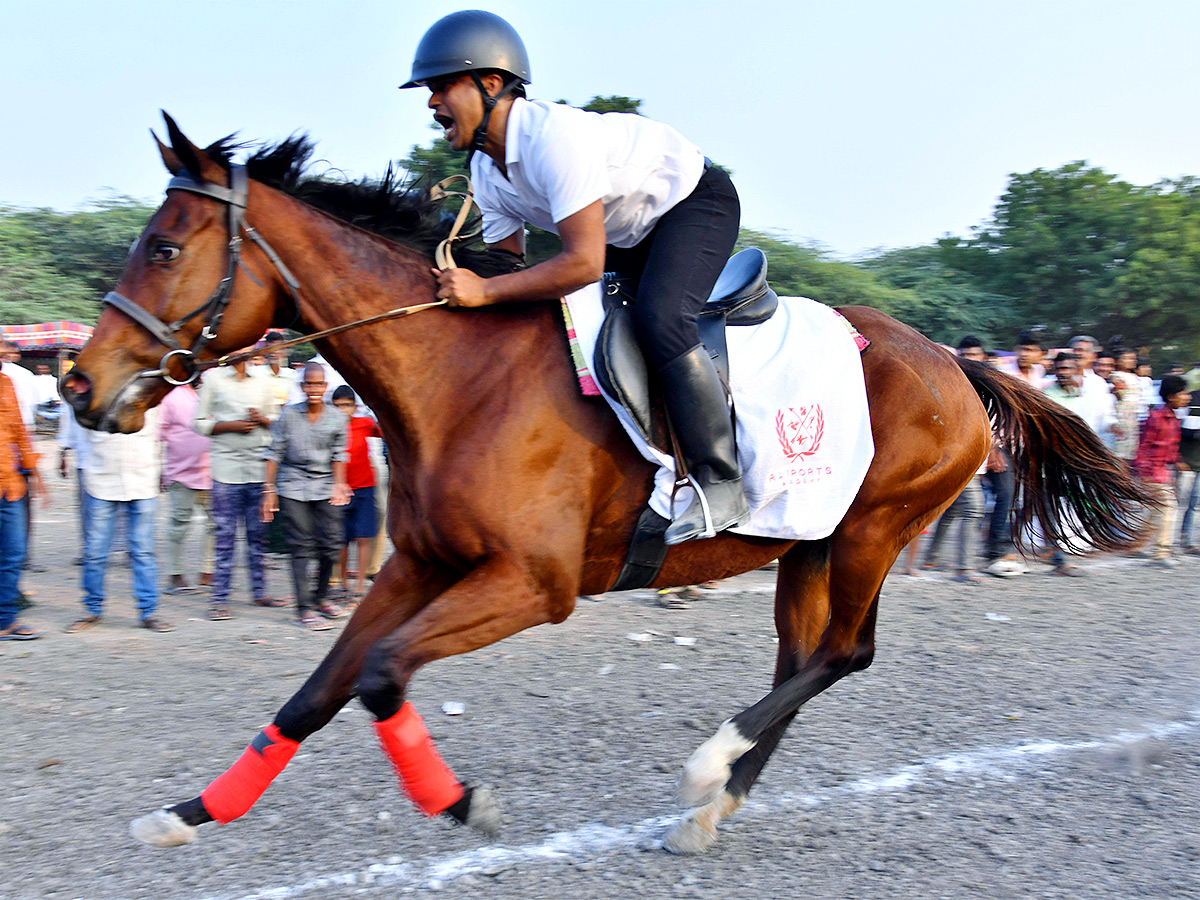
677,719 -> 754,808
663,790 -> 745,855
130,808 -> 197,848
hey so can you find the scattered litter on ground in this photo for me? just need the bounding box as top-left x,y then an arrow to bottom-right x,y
673,636 -> 697,646
441,701 -> 465,716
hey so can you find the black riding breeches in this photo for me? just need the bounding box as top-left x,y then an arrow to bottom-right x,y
604,164 -> 741,370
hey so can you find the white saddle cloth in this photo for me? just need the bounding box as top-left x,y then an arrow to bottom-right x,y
564,285 -> 875,540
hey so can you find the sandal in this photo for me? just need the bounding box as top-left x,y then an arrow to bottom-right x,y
253,596 -> 287,608
208,604 -> 233,621
64,615 -> 102,634
140,617 -> 175,632
315,602 -> 346,620
0,623 -> 43,641
1052,563 -> 1085,577
294,613 -> 332,631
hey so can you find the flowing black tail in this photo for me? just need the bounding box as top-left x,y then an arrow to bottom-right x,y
955,357 -> 1155,554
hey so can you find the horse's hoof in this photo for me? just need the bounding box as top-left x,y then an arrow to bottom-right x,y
663,791 -> 744,855
677,719 -> 754,808
130,808 -> 197,847
464,784 -> 501,836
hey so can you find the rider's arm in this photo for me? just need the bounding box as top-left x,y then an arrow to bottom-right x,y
433,200 -> 606,307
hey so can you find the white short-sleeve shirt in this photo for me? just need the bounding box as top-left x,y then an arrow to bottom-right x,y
470,98 -> 705,249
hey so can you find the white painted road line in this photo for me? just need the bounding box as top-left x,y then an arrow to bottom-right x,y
198,710 -> 1199,900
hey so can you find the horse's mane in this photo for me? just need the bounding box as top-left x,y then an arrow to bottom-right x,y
203,135 -> 517,277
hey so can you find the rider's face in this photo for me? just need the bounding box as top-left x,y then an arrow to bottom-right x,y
428,75 -> 483,151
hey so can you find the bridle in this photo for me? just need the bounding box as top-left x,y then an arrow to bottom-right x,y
101,165 -> 303,385
101,166 -> 466,386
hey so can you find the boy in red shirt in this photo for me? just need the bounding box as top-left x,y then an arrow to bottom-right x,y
331,387 -> 382,605
1133,374 -> 1192,566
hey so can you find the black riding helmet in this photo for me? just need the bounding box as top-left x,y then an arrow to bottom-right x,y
400,10 -> 531,162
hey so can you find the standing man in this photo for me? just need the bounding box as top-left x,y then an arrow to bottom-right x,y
257,333 -> 296,412
262,363 -> 350,630
159,382 -> 214,594
0,371 -> 45,641
194,359 -> 281,620
65,407 -> 172,633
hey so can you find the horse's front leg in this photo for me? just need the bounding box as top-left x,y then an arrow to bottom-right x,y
130,552 -> 455,847
356,553 -> 572,835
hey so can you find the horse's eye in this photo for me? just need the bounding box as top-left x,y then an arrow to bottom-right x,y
150,241 -> 181,263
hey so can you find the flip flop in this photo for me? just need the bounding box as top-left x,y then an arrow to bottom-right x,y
64,616 -> 102,634
0,624 -> 43,641
295,614 -> 332,632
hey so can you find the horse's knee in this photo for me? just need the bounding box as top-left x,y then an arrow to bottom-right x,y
275,690 -> 328,741
356,643 -> 404,720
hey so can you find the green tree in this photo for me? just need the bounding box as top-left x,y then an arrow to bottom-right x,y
857,245 -> 1010,345
736,229 -> 915,314
0,196 -> 156,325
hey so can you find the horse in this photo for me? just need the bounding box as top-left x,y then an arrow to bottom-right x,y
62,116 -> 1150,855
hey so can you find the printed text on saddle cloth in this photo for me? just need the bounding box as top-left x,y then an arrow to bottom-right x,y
769,403 -> 833,487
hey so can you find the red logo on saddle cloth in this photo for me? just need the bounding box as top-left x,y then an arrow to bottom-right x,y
775,405 -> 825,460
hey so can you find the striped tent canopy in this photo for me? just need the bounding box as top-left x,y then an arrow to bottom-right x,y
1,321 -> 94,350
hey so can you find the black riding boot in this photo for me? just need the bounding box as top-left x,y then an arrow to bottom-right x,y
660,344 -> 750,545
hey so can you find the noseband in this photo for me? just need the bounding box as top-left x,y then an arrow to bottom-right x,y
102,165 -> 302,385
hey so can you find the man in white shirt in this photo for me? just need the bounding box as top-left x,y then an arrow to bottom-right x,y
403,10 -> 746,545
194,361 -> 281,619
65,406 -> 172,633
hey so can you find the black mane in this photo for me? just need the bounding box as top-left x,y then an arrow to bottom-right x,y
203,134 -> 515,277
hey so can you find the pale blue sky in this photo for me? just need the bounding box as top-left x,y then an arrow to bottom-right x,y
2,0 -> 1197,257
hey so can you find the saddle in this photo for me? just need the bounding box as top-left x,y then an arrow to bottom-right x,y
593,247 -> 779,451
593,248 -> 779,591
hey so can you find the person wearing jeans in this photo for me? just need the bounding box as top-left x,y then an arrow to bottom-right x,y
0,371 -> 45,641
194,360 -> 281,619
66,406 -> 172,633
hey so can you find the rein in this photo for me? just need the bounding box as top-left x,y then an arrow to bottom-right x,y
105,168 -> 476,385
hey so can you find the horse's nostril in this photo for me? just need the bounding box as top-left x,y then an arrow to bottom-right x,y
60,371 -> 93,412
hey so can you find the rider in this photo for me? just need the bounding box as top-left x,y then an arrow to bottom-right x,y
402,9 -> 748,545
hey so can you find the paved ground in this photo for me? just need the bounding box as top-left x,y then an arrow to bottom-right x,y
3,438 -> 1199,899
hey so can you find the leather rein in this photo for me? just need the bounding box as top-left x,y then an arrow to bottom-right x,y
103,167 -> 474,386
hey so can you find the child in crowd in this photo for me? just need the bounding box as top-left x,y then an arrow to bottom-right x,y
331,386 -> 382,606
1133,375 -> 1192,566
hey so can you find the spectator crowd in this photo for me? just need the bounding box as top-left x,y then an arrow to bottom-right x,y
1,338 -> 388,641
907,332 -> 1199,582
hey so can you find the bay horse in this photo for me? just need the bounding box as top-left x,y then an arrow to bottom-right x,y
63,117 -> 1149,855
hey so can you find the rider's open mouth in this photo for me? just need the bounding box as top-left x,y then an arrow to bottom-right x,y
434,114 -> 454,135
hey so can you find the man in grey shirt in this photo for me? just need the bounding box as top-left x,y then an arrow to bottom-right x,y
261,363 -> 351,630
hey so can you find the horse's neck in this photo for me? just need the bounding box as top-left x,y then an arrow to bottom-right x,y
256,191 -> 563,467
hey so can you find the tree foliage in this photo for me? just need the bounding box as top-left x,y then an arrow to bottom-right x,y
0,197 -> 156,325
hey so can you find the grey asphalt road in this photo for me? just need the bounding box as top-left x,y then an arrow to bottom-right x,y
3,439 -> 1198,899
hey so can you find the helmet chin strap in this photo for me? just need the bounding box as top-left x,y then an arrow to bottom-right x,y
466,72 -> 519,168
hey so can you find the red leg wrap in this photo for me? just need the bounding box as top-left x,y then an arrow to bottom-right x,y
374,702 -> 464,816
200,724 -> 299,824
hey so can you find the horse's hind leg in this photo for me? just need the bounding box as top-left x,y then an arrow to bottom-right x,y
667,527 -> 893,853
664,540 -> 831,853
130,554 -> 452,847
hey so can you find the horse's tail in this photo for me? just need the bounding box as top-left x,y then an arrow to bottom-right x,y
955,357 -> 1154,554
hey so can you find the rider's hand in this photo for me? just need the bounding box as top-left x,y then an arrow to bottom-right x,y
432,268 -> 490,308
330,483 -> 352,507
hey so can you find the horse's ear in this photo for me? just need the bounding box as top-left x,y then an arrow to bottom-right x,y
154,130 -> 185,176
160,111 -> 226,183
